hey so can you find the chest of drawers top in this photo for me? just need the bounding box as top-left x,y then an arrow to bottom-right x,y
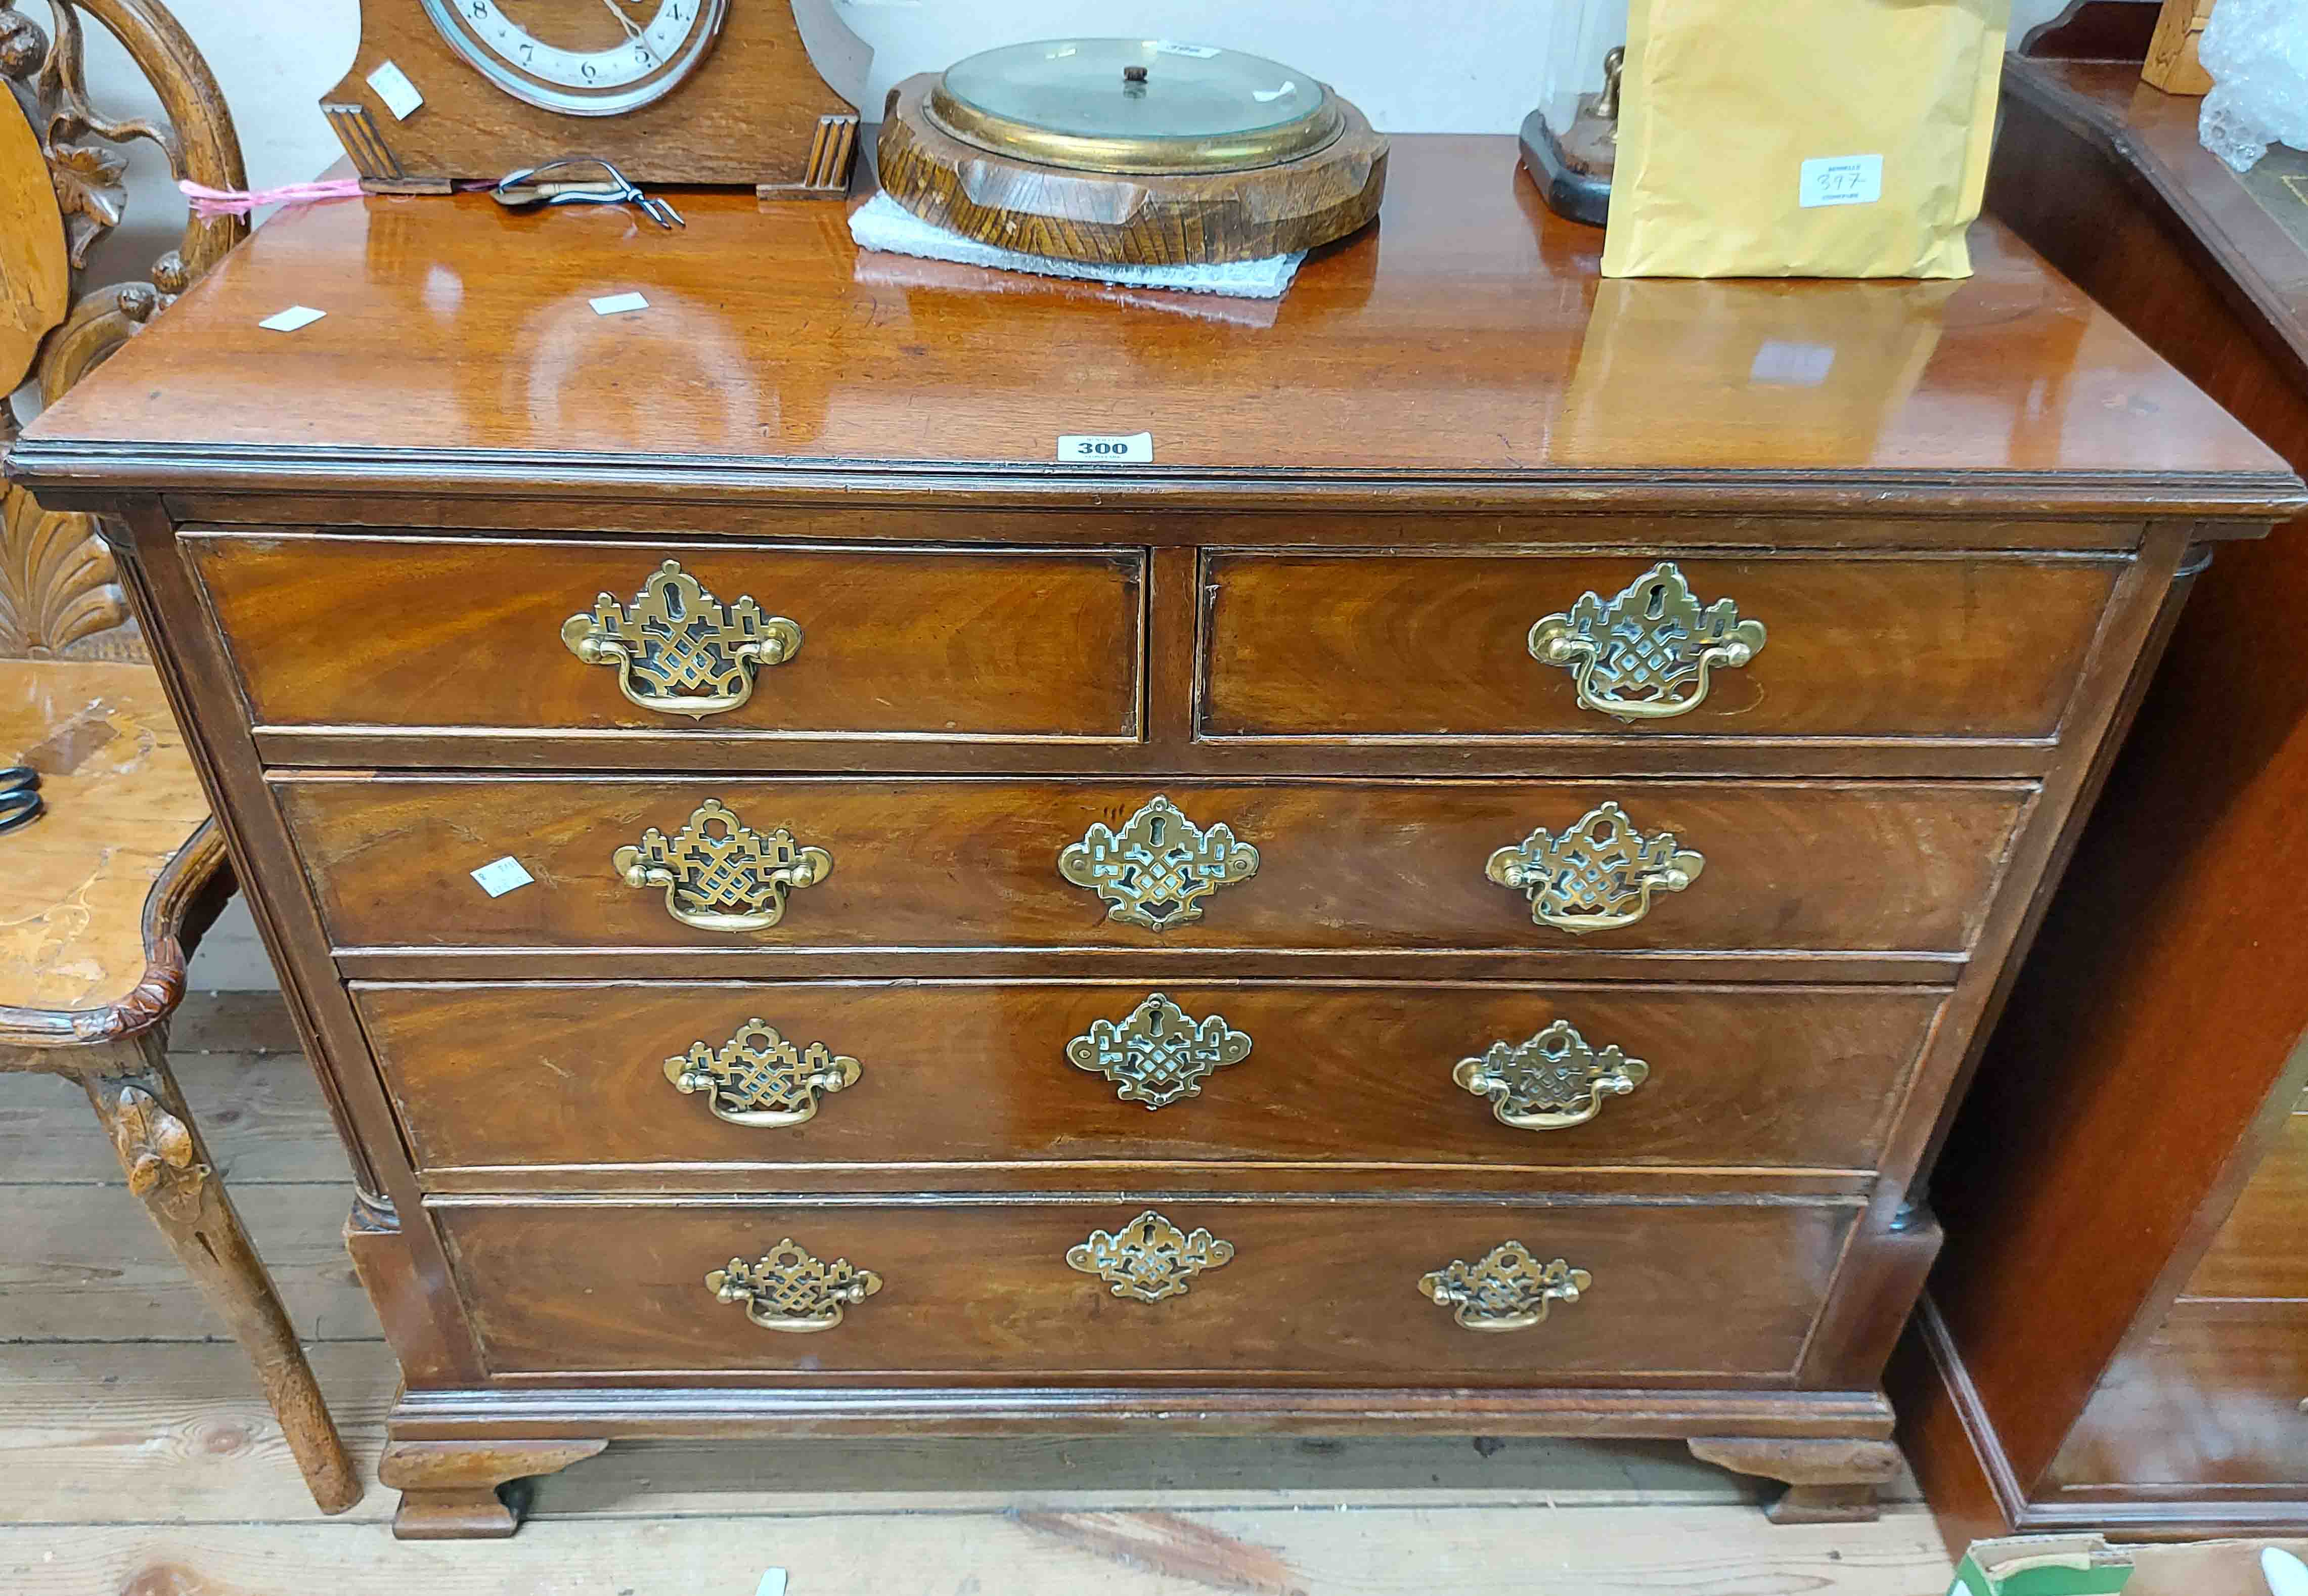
9,137 -> 2295,529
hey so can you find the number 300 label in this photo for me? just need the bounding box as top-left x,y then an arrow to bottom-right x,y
1057,431 -> 1154,463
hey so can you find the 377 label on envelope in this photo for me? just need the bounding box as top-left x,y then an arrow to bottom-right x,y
1799,155 -> 1884,209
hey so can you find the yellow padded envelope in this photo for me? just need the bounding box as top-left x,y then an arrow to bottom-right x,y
1602,0 -> 2011,279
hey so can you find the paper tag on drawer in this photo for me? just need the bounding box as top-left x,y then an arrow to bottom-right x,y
1058,431 -> 1153,463
469,856 -> 534,898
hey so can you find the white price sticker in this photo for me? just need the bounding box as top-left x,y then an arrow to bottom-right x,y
1153,40 -> 1221,58
367,60 -> 425,121
1057,431 -> 1153,464
469,856 -> 535,898
258,305 -> 326,333
590,292 -> 650,316
1799,154 -> 1883,209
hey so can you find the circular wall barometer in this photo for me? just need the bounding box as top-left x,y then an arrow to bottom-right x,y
418,0 -> 729,116
878,38 -> 1389,266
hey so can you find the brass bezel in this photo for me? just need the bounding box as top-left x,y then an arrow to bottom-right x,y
922,74 -> 1346,175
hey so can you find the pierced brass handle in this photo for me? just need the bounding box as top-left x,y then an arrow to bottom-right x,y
562,558 -> 803,720
1487,800 -> 1702,935
1066,1209 -> 1235,1303
665,1019 -> 860,1128
1058,794 -> 1260,933
708,1238 -> 880,1334
614,798 -> 831,933
1066,993 -> 1253,1110
1420,1241 -> 1590,1333
1528,562 -> 1764,723
1454,1020 -> 1649,1131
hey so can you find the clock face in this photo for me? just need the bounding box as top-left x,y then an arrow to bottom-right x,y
419,0 -> 729,116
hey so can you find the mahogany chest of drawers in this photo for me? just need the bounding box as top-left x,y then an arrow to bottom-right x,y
11,135 -> 2300,1538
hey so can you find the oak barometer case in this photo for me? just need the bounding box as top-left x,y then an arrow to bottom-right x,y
877,38 -> 1389,266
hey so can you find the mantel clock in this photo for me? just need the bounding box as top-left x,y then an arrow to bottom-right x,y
321,0 -> 869,196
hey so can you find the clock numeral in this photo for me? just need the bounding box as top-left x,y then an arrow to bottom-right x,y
518,41 -> 532,63
581,60 -> 598,81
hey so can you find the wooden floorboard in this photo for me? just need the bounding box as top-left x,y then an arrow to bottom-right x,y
0,990 -> 1955,1588
0,1506 -> 1957,1594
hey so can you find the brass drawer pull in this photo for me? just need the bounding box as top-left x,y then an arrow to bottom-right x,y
562,558 -> 803,720
708,1238 -> 880,1334
1066,1209 -> 1234,1303
1058,794 -> 1259,933
1528,562 -> 1764,722
1066,993 -> 1253,1110
614,797 -> 831,932
1420,1241 -> 1590,1333
1454,1020 -> 1649,1131
1487,800 -> 1702,935
666,1019 -> 860,1128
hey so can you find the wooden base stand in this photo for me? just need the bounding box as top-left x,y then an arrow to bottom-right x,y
1688,1437 -> 1905,1524
379,1439 -> 608,1540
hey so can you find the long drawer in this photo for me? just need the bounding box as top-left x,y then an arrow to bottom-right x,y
279,777 -> 2029,956
185,531 -> 1145,741
434,1196 -> 1852,1381
359,980 -> 1947,1180
1202,551 -> 2122,740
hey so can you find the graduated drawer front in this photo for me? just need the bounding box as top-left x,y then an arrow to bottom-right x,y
435,1197 -> 1851,1381
358,981 -> 1948,1178
184,531 -> 1143,741
1202,552 -> 2121,740
280,777 -> 2030,955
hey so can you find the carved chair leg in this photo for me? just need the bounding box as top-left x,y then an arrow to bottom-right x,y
79,1030 -> 362,1516
380,1439 -> 610,1539
1686,1436 -> 1903,1524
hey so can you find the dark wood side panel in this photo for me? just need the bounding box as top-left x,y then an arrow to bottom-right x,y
354,980 -> 1949,1180
1912,58 -> 2308,1511
432,1196 -> 1853,1383
1202,552 -> 2121,741
185,532 -> 1146,742
276,777 -> 2032,957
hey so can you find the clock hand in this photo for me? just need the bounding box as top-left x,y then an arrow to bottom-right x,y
598,0 -> 645,44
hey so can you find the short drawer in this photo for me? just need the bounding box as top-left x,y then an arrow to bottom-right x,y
280,777 -> 2030,957
359,980 -> 1947,1180
435,1196 -> 1851,1380
185,530 -> 1143,741
1201,551 -> 2121,740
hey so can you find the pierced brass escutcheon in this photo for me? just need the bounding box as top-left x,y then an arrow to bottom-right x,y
1066,993 -> 1253,1111
1066,1209 -> 1235,1303
1454,1020 -> 1650,1131
1419,1241 -> 1591,1333
1486,800 -> 1703,936
708,1238 -> 881,1334
614,798 -> 832,933
562,558 -> 803,720
665,1019 -> 861,1128
1528,562 -> 1765,722
1058,795 -> 1259,933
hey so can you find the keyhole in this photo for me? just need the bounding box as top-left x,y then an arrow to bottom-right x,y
1645,587 -> 1666,620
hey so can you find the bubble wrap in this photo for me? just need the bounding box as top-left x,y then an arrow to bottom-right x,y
2199,0 -> 2308,173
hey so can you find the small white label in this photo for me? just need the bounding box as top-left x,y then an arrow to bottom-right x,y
1153,40 -> 1221,58
1799,154 -> 1883,209
755,1573 -> 788,1596
469,856 -> 534,898
590,291 -> 650,316
1749,340 -> 1837,386
1058,431 -> 1153,463
367,60 -> 424,121
258,305 -> 326,333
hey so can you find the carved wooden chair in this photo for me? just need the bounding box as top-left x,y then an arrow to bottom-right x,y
0,0 -> 358,1515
